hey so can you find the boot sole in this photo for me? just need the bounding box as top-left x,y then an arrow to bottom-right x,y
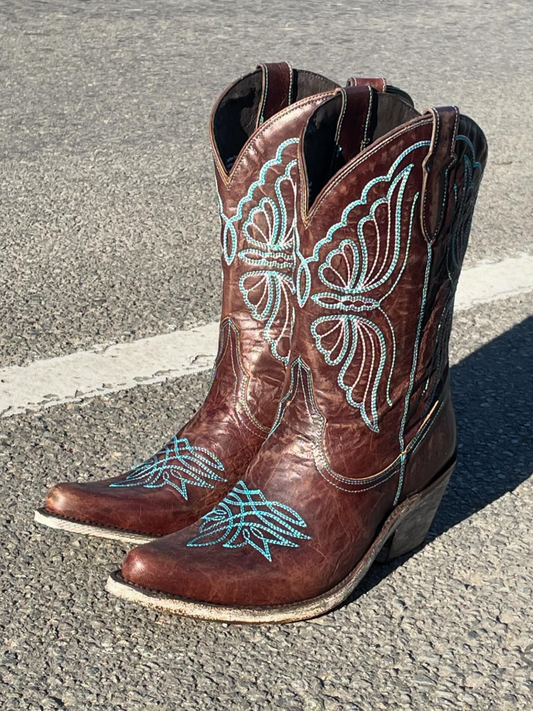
34,508 -> 157,545
105,462 -> 454,623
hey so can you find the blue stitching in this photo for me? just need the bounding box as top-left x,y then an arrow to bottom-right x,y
422,134 -> 482,410
235,151 -> 299,364
308,180 -> 419,431
296,140 -> 431,304
110,436 -> 226,499
187,480 -> 311,562
219,138 -> 299,266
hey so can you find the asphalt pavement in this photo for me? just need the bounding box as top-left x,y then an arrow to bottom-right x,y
1,1 -> 533,709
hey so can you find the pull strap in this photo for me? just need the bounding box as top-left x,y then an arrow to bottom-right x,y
346,76 -> 387,93
333,85 -> 375,163
421,106 -> 460,243
256,62 -> 295,128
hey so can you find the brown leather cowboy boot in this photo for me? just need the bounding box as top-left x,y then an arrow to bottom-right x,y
106,83 -> 487,621
34,63 -> 341,543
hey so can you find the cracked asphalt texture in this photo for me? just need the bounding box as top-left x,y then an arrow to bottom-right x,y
1,1 -> 533,710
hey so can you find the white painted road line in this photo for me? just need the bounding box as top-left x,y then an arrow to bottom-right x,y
454,255 -> 533,311
0,323 -> 219,418
1,256 -> 532,418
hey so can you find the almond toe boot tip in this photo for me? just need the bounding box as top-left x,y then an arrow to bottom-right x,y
45,482 -> 79,519
121,545 -> 168,593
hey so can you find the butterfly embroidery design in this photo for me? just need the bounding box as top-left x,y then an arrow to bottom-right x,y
219,139 -> 299,364
309,161 -> 419,432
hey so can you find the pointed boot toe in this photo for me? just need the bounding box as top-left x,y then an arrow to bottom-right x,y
45,481 -> 77,517
36,480 -> 159,543
40,480 -> 112,531
121,545 -> 156,587
108,82 -> 487,623
36,62 -> 344,543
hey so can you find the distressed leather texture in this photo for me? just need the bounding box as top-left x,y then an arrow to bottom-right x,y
44,64 -> 341,537
121,85 -> 487,606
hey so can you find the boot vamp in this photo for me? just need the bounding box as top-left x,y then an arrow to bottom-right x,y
45,421 -> 260,537
120,419 -> 398,606
45,477 -> 203,537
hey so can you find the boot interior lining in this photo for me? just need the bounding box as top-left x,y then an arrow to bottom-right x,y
213,69 -> 338,171
304,92 -> 420,208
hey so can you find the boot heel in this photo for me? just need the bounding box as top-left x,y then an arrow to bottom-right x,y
378,463 -> 454,563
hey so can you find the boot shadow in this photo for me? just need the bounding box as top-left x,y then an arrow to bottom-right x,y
342,314 -> 533,607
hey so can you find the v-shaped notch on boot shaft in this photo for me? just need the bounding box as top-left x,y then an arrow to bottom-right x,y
299,84 -> 488,231
209,63 -> 414,185
210,63 -> 337,183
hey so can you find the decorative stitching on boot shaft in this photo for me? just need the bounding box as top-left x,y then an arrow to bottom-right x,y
305,144 -> 426,431
237,155 -> 298,364
219,138 -> 299,266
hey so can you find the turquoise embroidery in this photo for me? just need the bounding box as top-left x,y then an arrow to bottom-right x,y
110,437 -> 226,500
297,141 -> 431,306
218,139 -> 298,364
187,480 -> 311,562
447,135 -> 482,283
421,134 -> 483,416
235,142 -> 299,364
219,138 -> 298,266
309,163 -> 420,432
395,134 -> 483,504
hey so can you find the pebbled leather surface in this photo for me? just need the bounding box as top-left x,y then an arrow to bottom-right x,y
121,86 -> 488,605
44,65 -> 339,537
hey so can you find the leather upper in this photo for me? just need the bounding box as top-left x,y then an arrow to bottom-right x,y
44,64 -> 340,537
121,85 -> 488,604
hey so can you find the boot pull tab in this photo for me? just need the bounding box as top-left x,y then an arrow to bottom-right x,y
332,84 -> 375,167
256,62 -> 295,128
346,76 -> 387,93
421,105 -> 460,243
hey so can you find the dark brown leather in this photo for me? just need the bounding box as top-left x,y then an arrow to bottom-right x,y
256,62 -> 295,128
346,76 -> 387,92
43,65 -> 340,537
336,86 -> 374,157
121,84 -> 487,605
421,106 -> 460,242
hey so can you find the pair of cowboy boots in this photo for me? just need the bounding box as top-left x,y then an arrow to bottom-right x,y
36,63 -> 487,623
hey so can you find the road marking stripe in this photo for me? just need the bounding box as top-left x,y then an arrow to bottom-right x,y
1,256 -> 532,418
0,323 -> 219,418
454,255 -> 533,311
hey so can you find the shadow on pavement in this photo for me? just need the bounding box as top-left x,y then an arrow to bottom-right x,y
345,314 -> 533,605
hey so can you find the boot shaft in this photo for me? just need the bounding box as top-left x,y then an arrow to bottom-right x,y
290,86 -> 487,465
209,68 -> 414,368
205,64 -> 339,432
